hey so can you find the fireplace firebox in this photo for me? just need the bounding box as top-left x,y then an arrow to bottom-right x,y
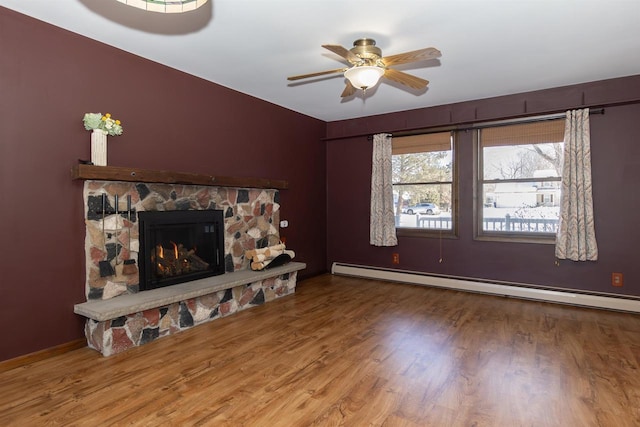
138,210 -> 225,291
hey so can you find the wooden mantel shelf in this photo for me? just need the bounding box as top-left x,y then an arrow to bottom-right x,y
71,164 -> 289,190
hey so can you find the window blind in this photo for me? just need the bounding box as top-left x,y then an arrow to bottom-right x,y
392,132 -> 451,155
481,119 -> 565,147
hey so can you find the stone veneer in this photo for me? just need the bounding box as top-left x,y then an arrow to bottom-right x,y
85,272 -> 298,356
84,181 -> 281,299
79,180 -> 301,356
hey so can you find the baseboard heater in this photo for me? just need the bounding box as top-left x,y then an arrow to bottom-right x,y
331,262 -> 640,313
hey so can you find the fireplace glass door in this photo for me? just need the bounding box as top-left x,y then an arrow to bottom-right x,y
138,210 -> 225,290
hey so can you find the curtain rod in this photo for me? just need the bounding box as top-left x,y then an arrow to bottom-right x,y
364,107 -> 605,140
451,107 -> 605,133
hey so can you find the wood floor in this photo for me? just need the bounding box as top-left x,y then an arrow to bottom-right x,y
2,274 -> 640,426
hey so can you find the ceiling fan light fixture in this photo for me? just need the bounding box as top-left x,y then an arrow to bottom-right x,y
344,66 -> 385,90
116,0 -> 208,13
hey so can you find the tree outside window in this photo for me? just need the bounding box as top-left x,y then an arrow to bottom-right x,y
392,131 -> 454,233
478,119 -> 565,240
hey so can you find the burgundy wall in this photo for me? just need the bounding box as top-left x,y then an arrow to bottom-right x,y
0,7 -> 326,361
3,5 -> 640,363
327,76 -> 640,297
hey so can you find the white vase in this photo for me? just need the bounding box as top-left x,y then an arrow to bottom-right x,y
91,129 -> 108,166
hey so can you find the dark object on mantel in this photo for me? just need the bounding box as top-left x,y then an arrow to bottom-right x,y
78,159 -> 94,165
71,164 -> 289,190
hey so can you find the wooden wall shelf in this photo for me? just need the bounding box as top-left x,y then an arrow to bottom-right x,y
71,164 -> 288,190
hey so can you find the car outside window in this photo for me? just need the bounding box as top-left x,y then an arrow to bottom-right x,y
392,131 -> 455,235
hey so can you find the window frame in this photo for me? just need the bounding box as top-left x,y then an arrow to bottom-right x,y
392,129 -> 458,239
473,117 -> 565,244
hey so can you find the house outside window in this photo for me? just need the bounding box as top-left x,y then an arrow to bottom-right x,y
476,118 -> 565,242
392,131 -> 455,236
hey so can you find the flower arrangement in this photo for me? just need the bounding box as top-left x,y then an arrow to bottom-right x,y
83,112 -> 123,136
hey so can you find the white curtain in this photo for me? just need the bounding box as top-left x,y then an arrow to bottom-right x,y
555,109 -> 598,261
370,133 -> 398,246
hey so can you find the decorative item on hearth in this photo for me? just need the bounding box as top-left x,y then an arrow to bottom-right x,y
245,242 -> 295,271
116,0 -> 208,13
83,112 -> 123,166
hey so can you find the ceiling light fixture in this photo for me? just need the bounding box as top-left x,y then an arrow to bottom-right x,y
344,65 -> 385,91
288,38 -> 441,98
116,0 -> 208,13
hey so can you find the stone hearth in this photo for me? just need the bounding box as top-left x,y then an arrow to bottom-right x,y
76,264 -> 303,356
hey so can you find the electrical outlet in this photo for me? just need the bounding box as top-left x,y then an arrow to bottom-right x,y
612,272 -> 623,287
392,253 -> 400,264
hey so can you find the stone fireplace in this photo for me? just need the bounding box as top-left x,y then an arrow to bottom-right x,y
75,171 -> 304,356
83,181 -> 282,299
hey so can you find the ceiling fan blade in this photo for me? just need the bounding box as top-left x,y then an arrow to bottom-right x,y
287,68 -> 346,81
383,68 -> 429,90
340,81 -> 356,98
322,44 -> 361,64
382,47 -> 441,66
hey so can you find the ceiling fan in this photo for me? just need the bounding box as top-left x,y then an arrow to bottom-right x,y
287,38 -> 441,97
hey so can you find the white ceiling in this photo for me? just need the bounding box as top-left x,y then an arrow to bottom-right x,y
3,0 -> 640,122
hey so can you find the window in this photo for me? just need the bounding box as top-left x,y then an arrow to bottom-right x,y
476,118 -> 565,241
392,131 -> 455,235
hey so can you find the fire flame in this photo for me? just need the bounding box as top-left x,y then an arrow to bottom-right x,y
152,240 -> 206,279
171,241 -> 179,260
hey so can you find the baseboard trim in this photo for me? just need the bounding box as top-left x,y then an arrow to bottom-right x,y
331,262 -> 640,313
0,339 -> 87,373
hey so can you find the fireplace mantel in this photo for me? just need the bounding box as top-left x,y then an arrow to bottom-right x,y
71,164 -> 288,189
